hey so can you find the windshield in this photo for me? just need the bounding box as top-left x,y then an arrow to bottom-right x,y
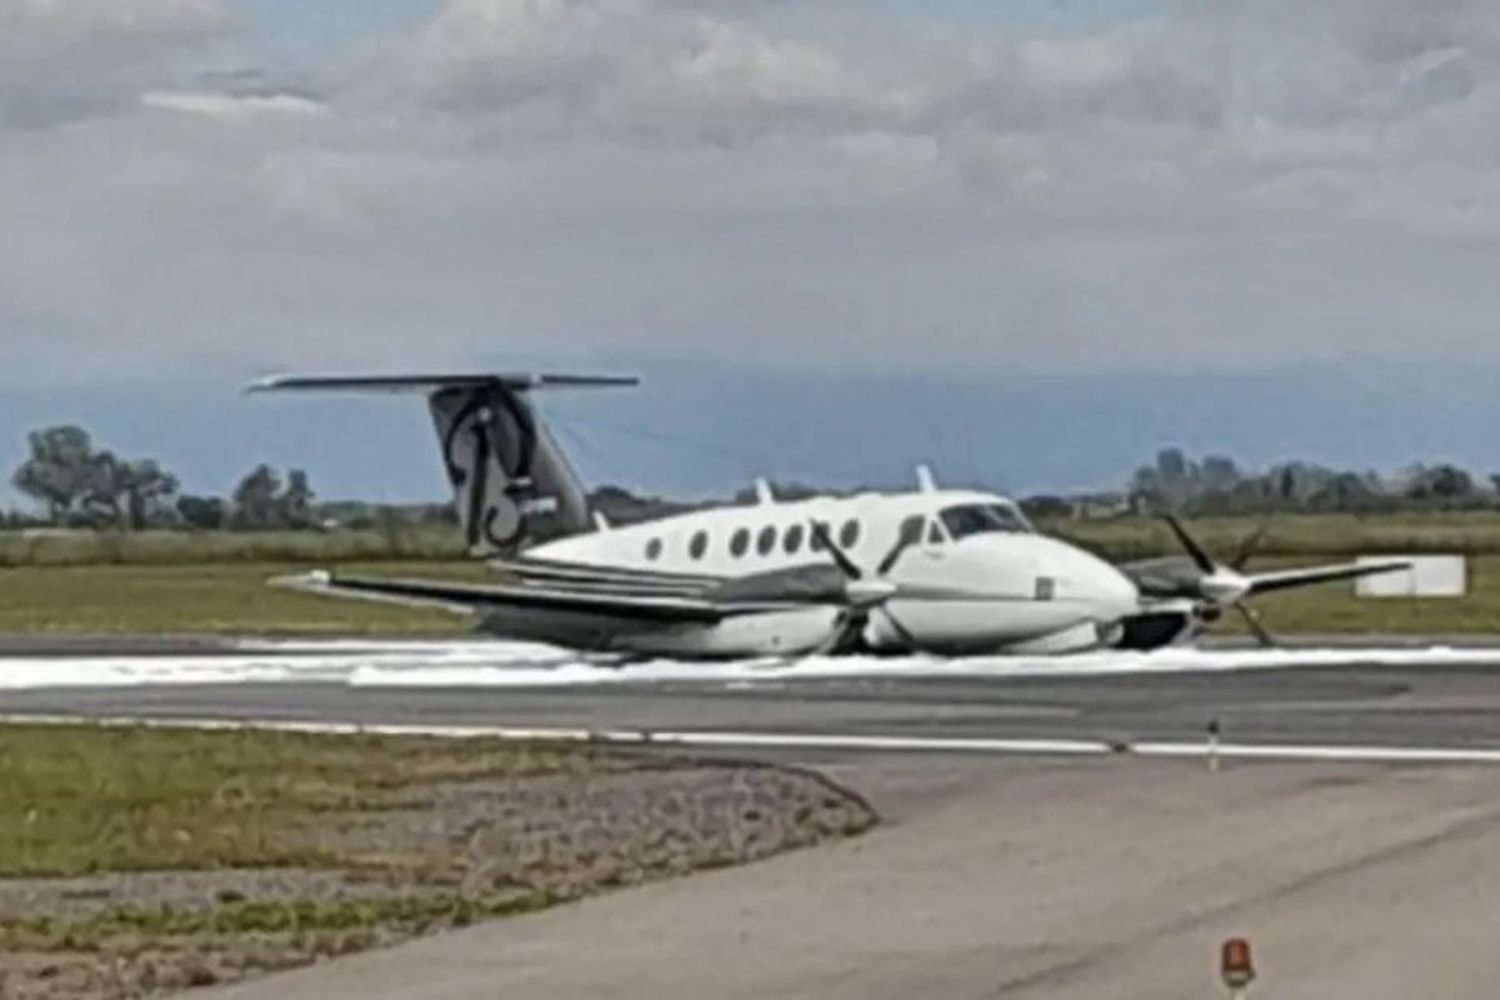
939,503 -> 1032,539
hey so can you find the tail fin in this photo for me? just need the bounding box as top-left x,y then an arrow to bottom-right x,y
248,372 -> 637,554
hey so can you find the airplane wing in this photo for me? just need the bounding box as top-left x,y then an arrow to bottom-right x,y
272,571 -> 787,623
1245,559 -> 1413,596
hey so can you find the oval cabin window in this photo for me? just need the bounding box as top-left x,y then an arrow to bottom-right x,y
784,524 -> 804,554
730,528 -> 750,557
689,531 -> 708,560
645,538 -> 663,561
840,519 -> 861,549
757,525 -> 777,556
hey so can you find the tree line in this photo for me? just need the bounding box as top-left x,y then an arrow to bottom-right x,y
1120,448 -> 1500,516
11,425 -> 1500,532
8,426 -> 318,531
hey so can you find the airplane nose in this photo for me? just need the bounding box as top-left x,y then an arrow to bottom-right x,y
1049,540 -> 1139,613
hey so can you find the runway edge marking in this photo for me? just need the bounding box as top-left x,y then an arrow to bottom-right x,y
8,714 -> 1500,763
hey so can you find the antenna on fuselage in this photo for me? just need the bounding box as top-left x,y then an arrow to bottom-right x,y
754,478 -> 776,505
915,465 -> 938,493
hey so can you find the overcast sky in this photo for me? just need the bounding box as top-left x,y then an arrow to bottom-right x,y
3,0 -> 1499,499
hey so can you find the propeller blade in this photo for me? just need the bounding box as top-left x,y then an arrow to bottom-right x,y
1235,601 -> 1276,647
1160,513 -> 1218,576
1230,523 -> 1268,572
814,608 -> 867,656
811,521 -> 863,581
877,606 -> 922,653
876,536 -> 913,577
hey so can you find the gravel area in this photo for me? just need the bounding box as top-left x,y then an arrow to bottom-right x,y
0,759 -> 876,1000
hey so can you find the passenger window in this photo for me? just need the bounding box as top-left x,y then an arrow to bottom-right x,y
927,521 -> 945,545
784,524 -> 804,554
1035,577 -> 1056,601
840,519 -> 860,549
730,528 -> 750,557
757,525 -> 777,555
689,531 -> 708,560
645,538 -> 663,561
809,523 -> 828,551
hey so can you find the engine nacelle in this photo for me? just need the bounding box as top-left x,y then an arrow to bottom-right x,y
1114,608 -> 1199,650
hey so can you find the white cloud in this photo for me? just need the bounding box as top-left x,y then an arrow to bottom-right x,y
5,0 -> 1500,383
0,0 -> 232,126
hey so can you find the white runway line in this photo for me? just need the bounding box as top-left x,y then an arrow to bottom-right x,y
7,713 -> 1500,764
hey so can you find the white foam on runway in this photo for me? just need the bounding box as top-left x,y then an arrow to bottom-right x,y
5,640 -> 1500,690
0,639 -> 570,690
347,644 -> 1500,688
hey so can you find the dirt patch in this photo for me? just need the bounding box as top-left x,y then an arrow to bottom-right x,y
0,758 -> 875,999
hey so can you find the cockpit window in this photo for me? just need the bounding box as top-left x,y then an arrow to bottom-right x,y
939,503 -> 1032,540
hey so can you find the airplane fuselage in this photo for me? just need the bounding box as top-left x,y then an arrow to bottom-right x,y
510,488 -> 1144,658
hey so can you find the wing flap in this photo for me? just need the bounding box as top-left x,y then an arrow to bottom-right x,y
273,571 -> 762,624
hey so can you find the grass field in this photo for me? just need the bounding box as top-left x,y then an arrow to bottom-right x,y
0,527 -> 462,569
1,513 -> 1498,636
0,561 -> 483,636
0,724 -> 584,878
1044,511 -> 1500,560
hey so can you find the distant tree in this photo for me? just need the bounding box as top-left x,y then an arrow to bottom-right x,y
1199,455 -> 1241,493
177,495 -> 228,530
277,469 -> 316,529
1020,495 -> 1073,520
232,465 -> 283,529
116,459 -> 180,530
1156,448 -> 1190,486
1404,463 -> 1476,507
12,426 -> 98,523
12,426 -> 179,529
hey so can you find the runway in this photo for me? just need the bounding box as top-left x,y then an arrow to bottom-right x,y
6,637 -> 1500,756
12,638 -> 1500,999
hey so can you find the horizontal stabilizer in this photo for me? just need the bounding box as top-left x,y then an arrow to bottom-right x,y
246,372 -> 639,394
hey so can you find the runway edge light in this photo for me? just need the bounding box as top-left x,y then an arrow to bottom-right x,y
1221,937 -> 1255,993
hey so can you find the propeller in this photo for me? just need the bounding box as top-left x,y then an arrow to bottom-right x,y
809,521 -> 920,654
1159,514 -> 1276,647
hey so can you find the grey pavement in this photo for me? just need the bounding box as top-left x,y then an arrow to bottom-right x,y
12,648 -> 1500,997
197,755 -> 1500,1000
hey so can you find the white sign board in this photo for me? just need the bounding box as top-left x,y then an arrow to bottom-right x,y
1355,555 -> 1467,598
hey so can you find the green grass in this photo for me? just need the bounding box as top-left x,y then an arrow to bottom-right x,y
0,561 -> 486,636
1046,511 -> 1500,560
3,514 -> 1500,636
0,724 -> 590,878
0,527 -> 463,569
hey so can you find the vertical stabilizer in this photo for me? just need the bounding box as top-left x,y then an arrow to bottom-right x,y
248,372 -> 638,555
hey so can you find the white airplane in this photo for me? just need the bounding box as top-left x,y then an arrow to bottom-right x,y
251,373 -> 1407,659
